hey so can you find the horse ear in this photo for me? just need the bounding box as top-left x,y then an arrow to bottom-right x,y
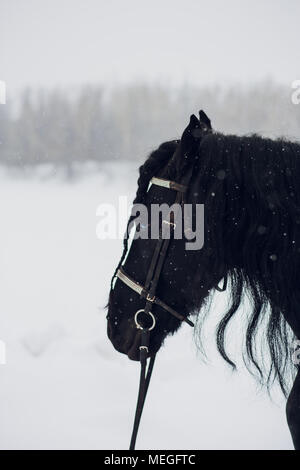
174,112 -> 213,174
190,114 -> 200,127
180,114 -> 200,147
173,114 -> 200,174
199,109 -> 212,131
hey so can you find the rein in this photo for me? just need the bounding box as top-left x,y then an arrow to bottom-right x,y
116,173 -> 195,450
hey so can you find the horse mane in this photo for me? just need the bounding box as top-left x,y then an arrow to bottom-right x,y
191,132 -> 300,396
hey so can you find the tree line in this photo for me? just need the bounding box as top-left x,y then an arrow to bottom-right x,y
0,81 -> 299,170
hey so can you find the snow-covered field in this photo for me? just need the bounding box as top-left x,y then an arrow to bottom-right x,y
0,164 -> 294,450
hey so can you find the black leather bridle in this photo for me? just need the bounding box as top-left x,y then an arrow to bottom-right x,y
115,171 -> 196,450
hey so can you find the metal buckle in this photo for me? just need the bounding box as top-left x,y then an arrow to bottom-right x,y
134,309 -> 156,331
162,220 -> 176,228
146,293 -> 156,302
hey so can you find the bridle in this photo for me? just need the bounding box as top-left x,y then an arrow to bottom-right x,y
116,267 -> 194,328
115,170 -> 195,450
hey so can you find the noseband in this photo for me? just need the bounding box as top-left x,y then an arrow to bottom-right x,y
116,268 -> 194,327
115,172 -> 195,450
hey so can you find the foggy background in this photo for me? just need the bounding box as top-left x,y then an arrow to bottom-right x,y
1,0 -> 300,173
0,0 -> 299,450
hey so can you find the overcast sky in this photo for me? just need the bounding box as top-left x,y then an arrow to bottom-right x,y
1,0 -> 300,97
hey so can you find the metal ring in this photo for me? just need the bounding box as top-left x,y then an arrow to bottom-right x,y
134,309 -> 156,331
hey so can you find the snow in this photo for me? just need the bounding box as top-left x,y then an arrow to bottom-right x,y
0,164 -> 294,450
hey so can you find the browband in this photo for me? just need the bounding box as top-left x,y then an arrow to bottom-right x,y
151,177 -> 187,193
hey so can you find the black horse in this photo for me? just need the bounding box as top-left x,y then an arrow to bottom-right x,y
107,111 -> 300,449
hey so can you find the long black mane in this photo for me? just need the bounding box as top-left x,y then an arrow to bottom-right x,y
191,132 -> 300,395
110,132 -> 300,396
